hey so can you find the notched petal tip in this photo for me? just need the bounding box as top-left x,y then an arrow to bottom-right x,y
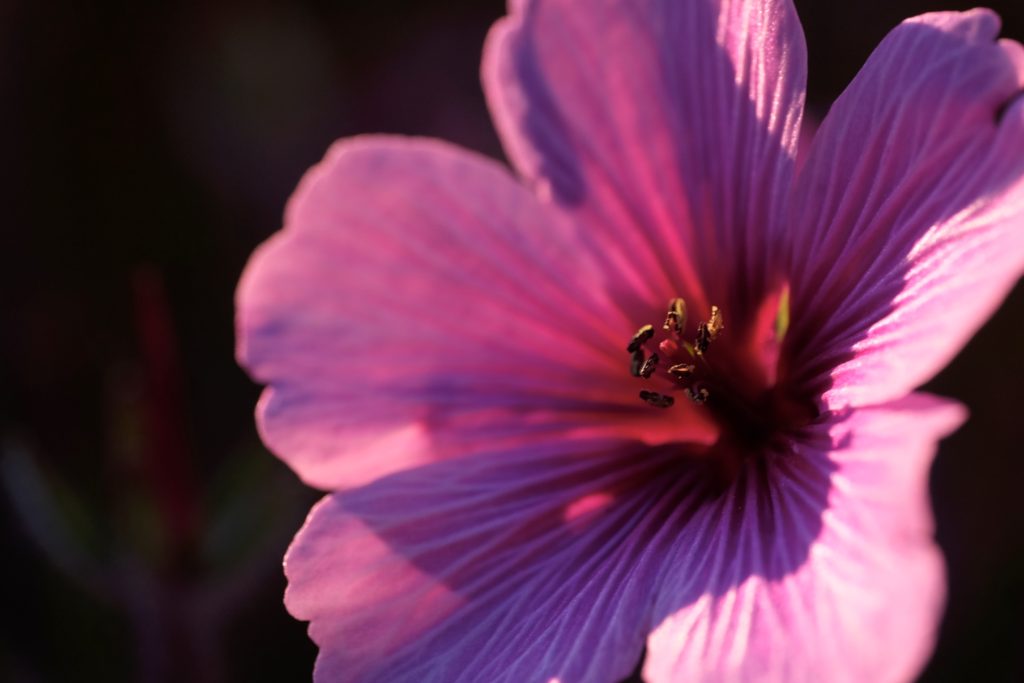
994,34 -> 1024,122
996,89 -> 1024,124
906,7 -> 1001,40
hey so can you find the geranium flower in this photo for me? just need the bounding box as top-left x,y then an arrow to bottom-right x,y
236,1 -> 1024,681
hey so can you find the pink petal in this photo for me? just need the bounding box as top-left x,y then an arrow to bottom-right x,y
784,9 -> 1024,409
286,392 -> 963,683
285,438 -> 696,683
483,0 -> 807,318
644,393 -> 966,683
236,136 -> 713,489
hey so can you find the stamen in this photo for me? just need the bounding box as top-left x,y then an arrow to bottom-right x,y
668,363 -> 695,380
639,352 -> 659,379
630,349 -> 646,377
663,298 -> 687,337
639,390 -> 674,408
694,305 -> 724,356
627,324 -> 655,353
624,301 -> 722,409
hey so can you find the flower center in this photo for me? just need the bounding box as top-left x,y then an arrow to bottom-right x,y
626,298 -> 727,408
626,296 -> 816,456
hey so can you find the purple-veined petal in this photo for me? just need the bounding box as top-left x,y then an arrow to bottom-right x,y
285,438 -> 693,683
284,387 -> 961,683
483,0 -> 808,320
784,9 -> 1024,409
645,393 -> 966,683
236,136 -> 715,489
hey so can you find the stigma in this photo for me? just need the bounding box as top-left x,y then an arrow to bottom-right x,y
625,298 -> 724,409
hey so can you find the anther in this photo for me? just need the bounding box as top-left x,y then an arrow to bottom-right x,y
639,390 -> 674,408
695,305 -> 724,356
695,324 -> 711,355
627,324 -> 655,353
686,387 -> 710,404
630,349 -> 646,377
639,352 -> 659,379
668,363 -> 695,380
663,298 -> 687,337
707,305 -> 724,338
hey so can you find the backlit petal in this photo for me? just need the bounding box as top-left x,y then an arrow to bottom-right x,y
236,136 -> 712,489
484,0 -> 807,319
645,394 -> 966,683
286,438 -> 690,683
785,10 -> 1024,409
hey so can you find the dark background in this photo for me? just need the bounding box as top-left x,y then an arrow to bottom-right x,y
1,1 -> 1021,681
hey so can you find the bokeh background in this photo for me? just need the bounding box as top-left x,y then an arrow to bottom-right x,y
2,1 -> 1022,681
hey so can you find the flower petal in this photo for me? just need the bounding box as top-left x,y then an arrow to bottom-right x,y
784,9 -> 1024,409
285,438 -> 697,683
645,393 -> 966,683
483,0 -> 808,317
285,393 -> 961,683
236,136 -> 712,489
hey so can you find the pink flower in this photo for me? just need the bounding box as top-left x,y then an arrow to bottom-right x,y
236,2 -> 1024,681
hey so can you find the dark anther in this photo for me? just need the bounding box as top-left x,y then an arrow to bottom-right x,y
663,298 -> 686,336
695,323 -> 711,355
686,387 -> 709,404
627,324 -> 655,353
630,349 -> 646,377
639,390 -> 674,408
639,352 -> 659,379
668,363 -> 695,379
